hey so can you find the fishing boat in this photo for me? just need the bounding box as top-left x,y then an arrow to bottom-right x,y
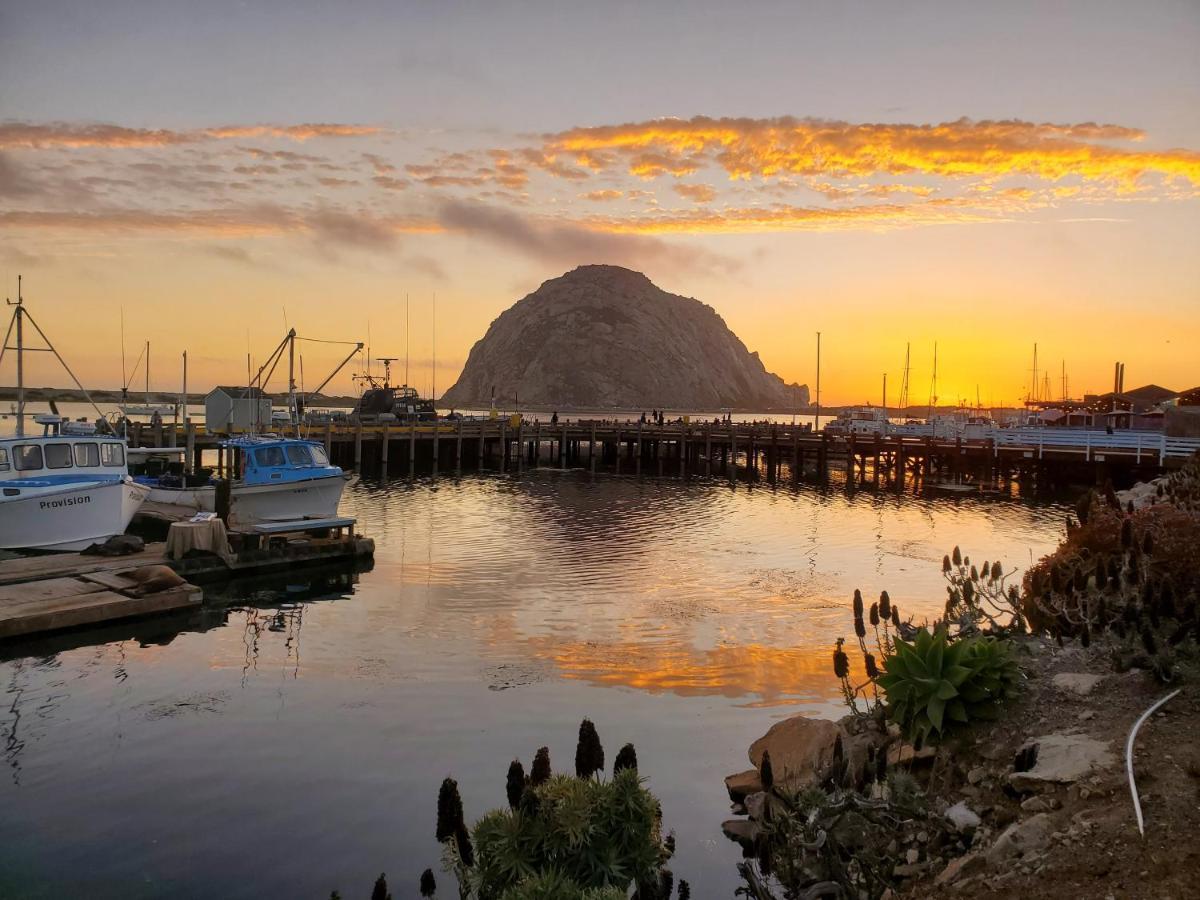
350,357 -> 437,424
0,279 -> 150,551
823,406 -> 890,436
0,418 -> 150,551
132,436 -> 348,526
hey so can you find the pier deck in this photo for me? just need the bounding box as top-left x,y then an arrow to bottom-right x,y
0,527 -> 374,640
128,419 -> 1200,486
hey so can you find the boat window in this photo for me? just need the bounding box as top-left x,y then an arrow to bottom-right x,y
14,444 -> 44,471
256,446 -> 286,467
101,443 -> 125,467
45,443 -> 73,469
0,448 -> 8,471
285,444 -> 312,466
74,442 -> 101,467
310,445 -> 330,466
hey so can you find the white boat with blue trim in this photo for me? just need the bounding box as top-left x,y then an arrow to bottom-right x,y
133,436 -> 348,527
0,418 -> 150,551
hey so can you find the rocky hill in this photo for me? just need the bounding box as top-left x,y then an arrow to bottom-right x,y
441,266 -> 808,410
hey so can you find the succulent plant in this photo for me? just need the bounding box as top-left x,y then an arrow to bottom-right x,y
575,718 -> 605,779
875,628 -> 1019,743
419,868 -> 436,897
530,746 -> 552,786
506,759 -> 526,809
436,778 -> 464,843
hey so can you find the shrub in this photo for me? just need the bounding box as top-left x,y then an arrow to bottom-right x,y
876,628 -> 1019,743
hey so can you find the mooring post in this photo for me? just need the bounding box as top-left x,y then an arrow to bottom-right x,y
477,422 -> 484,469
215,478 -> 231,525
431,422 -> 439,476
354,420 -> 363,469
818,432 -> 829,480
704,428 -> 712,476
636,422 -> 643,476
456,419 -> 464,473
680,428 -> 687,476
533,424 -> 541,467
499,421 -> 508,472
409,423 -> 417,478
380,423 -> 389,475
324,421 -> 333,458
590,422 -> 597,473
516,421 -> 524,473
729,427 -> 737,480
561,424 -> 568,469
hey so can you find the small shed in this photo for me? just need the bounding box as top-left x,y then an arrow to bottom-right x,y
205,386 -> 272,435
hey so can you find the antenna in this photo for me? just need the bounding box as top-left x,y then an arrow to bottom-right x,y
405,293 -> 410,389
432,291 -> 437,405
375,357 -> 397,388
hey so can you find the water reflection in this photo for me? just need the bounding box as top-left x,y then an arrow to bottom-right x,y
0,471 -> 1069,899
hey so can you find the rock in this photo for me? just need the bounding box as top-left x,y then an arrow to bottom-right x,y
441,265 -> 808,409
1079,710 -> 1095,721
946,802 -> 982,831
893,862 -> 927,878
1052,673 -> 1105,696
744,791 -> 767,821
721,818 -> 760,846
986,813 -> 1054,866
967,766 -> 987,785
724,769 -> 763,803
887,742 -> 937,766
937,851 -> 986,885
1020,796 -> 1052,813
1009,734 -> 1117,791
748,715 -> 841,789
906,848 -> 920,864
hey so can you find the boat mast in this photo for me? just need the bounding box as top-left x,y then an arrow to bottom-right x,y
898,342 -> 911,414
432,291 -> 436,406
405,292 -> 410,390
927,342 -> 938,418
9,276 -> 23,437
145,340 -> 151,405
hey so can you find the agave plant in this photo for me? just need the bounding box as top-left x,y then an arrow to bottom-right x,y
876,628 -> 1019,743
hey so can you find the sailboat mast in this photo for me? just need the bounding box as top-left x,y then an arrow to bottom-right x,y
928,342 -> 938,417
405,293 -> 410,389
145,340 -> 150,403
287,329 -> 296,423
432,291 -> 437,406
14,276 -> 24,437
898,342 -> 911,412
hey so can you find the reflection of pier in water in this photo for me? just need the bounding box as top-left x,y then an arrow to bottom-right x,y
0,560 -> 369,779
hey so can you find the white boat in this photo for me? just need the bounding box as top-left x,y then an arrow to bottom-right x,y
824,406 -> 891,436
0,419 -> 150,551
132,436 -> 347,526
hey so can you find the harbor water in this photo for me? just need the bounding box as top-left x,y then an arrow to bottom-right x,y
0,466 -> 1070,898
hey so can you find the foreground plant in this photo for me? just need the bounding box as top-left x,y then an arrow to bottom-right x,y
878,628 -> 1020,743
431,720 -> 685,900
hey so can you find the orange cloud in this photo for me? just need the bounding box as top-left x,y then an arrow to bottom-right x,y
545,116 -> 1200,187
672,182 -> 716,203
0,121 -> 379,149
579,189 -> 624,201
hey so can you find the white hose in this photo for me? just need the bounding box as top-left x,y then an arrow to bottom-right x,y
1125,688 -> 1181,837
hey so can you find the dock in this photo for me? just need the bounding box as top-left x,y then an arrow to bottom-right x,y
129,419 -> 1200,487
0,523 -> 374,641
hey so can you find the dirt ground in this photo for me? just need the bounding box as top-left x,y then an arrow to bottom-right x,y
900,637 -> 1200,899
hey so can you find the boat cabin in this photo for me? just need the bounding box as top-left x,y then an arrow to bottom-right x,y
1,417 -> 130,485
224,437 -> 340,486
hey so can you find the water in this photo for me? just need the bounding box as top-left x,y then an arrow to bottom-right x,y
0,470 -> 1070,898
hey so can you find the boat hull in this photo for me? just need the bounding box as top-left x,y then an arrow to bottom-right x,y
145,473 -> 347,526
0,478 -> 150,552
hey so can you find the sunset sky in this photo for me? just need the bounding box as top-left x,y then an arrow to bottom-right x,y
1,0 -> 1198,406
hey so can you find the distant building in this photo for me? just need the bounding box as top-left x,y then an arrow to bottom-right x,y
205,386 -> 271,435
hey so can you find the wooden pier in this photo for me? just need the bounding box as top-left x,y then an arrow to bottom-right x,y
0,525 -> 374,640
129,419 -> 1200,487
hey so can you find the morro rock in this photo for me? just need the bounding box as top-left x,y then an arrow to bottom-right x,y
441,266 -> 808,410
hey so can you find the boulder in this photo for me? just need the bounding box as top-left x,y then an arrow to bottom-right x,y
748,715 -> 841,789
1008,734 -> 1116,791
721,818 -> 760,846
724,769 -> 763,803
1051,673 -> 1105,696
985,813 -> 1053,866
887,742 -> 937,766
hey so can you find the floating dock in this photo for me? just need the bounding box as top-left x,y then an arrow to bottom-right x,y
0,523 -> 374,641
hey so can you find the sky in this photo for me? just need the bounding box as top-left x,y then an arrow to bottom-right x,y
1,0 -> 1198,407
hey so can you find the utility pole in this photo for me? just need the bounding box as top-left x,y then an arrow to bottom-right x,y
814,331 -> 822,431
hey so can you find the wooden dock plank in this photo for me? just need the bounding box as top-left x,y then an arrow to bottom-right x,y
0,585 -> 202,640
0,545 -> 168,586
0,577 -> 108,607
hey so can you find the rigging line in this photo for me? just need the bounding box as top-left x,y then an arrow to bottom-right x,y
294,337 -> 362,346
123,342 -> 147,394
22,309 -> 106,422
